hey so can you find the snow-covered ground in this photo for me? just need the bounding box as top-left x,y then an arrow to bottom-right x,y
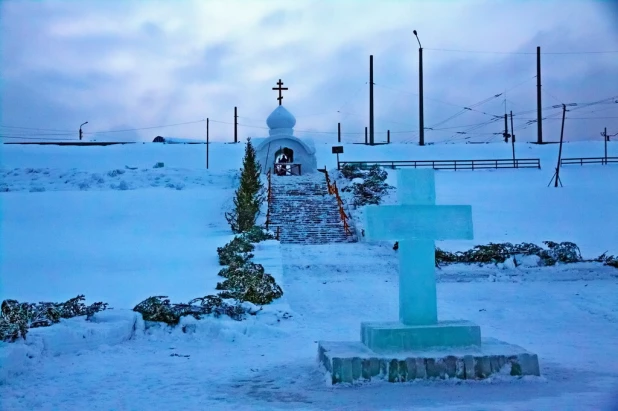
1,141 -> 618,410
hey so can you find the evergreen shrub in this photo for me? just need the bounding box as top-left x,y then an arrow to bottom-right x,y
133,295 -> 252,325
225,138 -> 264,233
340,164 -> 392,206
434,241 -> 585,267
0,295 -> 109,342
217,236 -> 255,266
215,262 -> 283,305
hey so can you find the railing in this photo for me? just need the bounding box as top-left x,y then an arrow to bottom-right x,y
561,157 -> 618,166
323,167 -> 352,237
338,158 -> 541,171
274,163 -> 302,176
265,169 -> 273,231
324,168 -> 335,195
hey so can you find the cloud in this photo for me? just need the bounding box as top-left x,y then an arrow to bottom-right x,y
1,0 -> 617,144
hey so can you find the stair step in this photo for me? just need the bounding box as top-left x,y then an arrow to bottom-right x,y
267,177 -> 356,244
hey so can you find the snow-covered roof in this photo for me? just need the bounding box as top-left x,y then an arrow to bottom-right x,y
266,105 -> 296,131
153,137 -> 204,144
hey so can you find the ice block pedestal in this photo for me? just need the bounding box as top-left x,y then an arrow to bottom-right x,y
318,338 -> 541,384
317,169 -> 540,384
361,320 -> 481,353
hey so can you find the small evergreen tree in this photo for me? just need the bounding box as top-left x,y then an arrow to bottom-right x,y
225,138 -> 264,233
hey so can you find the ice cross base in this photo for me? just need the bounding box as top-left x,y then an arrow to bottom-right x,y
361,320 -> 481,353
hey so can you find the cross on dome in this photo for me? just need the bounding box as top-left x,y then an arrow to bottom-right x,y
272,79 -> 288,106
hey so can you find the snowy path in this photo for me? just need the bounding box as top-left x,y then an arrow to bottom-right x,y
2,242 -> 618,410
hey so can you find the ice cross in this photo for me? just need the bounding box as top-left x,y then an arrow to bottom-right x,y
364,169 -> 473,326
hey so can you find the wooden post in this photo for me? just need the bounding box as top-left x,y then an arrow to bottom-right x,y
553,104 -> 567,187
365,126 -> 368,145
206,118 -> 209,169
369,55 -> 375,146
234,106 -> 238,143
387,129 -> 390,144
537,46 -> 543,144
265,169 -> 271,230
338,122 -> 341,143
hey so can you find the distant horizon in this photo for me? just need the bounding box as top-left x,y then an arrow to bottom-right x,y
2,138 -> 615,147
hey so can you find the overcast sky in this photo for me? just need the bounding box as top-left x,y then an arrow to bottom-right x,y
1,0 -> 617,144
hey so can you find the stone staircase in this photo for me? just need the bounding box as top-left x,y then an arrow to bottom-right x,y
268,173 -> 357,244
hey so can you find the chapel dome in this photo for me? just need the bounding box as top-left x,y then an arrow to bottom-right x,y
266,105 -> 296,130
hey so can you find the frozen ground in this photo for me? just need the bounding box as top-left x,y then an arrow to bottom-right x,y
1,141 -> 618,410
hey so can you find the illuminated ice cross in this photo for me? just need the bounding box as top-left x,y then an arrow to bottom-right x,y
362,169 -> 480,352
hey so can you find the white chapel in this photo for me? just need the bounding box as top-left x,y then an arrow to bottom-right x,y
252,80 -> 318,176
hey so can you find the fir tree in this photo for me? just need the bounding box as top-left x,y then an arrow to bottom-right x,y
225,138 -> 264,233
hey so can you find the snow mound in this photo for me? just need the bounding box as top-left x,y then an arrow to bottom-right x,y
0,167 -> 236,192
0,310 -> 141,383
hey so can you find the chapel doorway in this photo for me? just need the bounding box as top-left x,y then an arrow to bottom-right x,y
274,147 -> 300,176
275,147 -> 294,163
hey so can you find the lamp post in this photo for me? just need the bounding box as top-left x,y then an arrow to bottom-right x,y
413,30 -> 424,146
79,121 -> 88,141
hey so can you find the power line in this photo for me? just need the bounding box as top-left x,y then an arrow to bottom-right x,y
572,104 -> 618,116
377,75 -> 536,129
85,120 -> 206,135
425,48 -> 618,55
569,96 -> 618,113
374,83 -> 501,117
240,123 -> 269,130
568,116 -> 618,120
504,75 -> 537,94
0,131 -> 76,136
0,135 -> 77,141
542,88 -> 564,105
0,125 -> 75,132
427,94 -> 503,129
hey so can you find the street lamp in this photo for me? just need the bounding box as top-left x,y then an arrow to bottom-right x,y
79,121 -> 88,141
413,30 -> 424,146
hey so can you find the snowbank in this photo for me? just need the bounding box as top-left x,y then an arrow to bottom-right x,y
0,310 -> 142,383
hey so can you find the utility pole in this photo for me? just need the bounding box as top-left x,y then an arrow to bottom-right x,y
369,55 -> 375,146
419,45 -> 424,146
79,121 -> 88,141
536,46 -> 543,144
549,104 -> 567,187
338,122 -> 341,143
234,106 -> 238,143
503,114 -> 510,143
206,118 -> 209,169
603,127 -> 607,165
414,30 -> 424,146
510,111 -> 516,167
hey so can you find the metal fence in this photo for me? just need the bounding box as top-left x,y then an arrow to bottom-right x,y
561,157 -> 618,166
338,158 -> 541,171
